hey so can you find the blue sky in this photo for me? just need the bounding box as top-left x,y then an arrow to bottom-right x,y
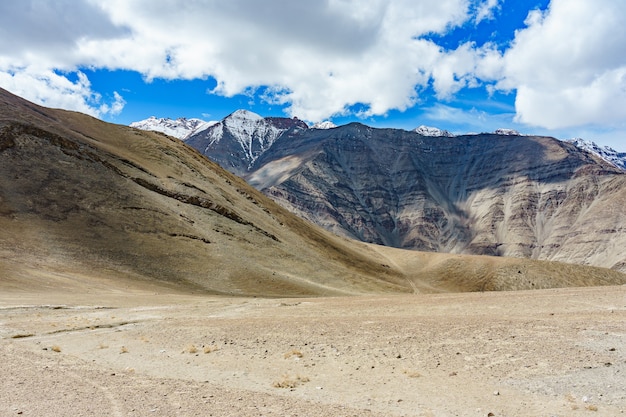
1,0 -> 625,150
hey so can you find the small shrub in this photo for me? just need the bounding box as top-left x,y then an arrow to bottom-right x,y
402,369 -> 421,378
186,344 -> 198,354
203,345 -> 219,354
120,346 -> 129,354
272,374 -> 310,389
284,349 -> 303,359
51,345 -> 61,353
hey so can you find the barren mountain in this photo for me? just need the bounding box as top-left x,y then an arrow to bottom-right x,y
2,88 -> 624,295
185,110 -> 309,176
2,88 -> 626,417
238,123 -> 626,272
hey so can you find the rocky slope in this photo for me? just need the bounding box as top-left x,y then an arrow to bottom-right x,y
566,138 -> 626,171
0,91 -> 395,297
185,110 -> 309,176
180,112 -> 626,272
2,88 -> 623,295
240,123 -> 626,272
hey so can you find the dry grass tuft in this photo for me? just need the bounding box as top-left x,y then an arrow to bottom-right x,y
402,369 -> 422,378
272,374 -> 310,389
284,349 -> 303,359
51,345 -> 61,353
203,345 -> 219,354
586,405 -> 598,412
185,344 -> 198,354
98,343 -> 109,349
120,346 -> 129,354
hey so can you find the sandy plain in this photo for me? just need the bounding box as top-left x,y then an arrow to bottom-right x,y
1,284 -> 624,417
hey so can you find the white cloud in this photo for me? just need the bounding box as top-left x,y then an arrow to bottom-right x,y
0,0 -> 128,69
0,0 -> 492,122
422,102 -> 518,133
431,41 -> 503,99
499,0 -> 626,130
0,67 -> 125,118
82,0 -> 480,122
1,0 -> 625,145
474,0 -> 500,24
0,0 -> 128,117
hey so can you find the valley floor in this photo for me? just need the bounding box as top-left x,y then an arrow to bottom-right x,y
1,286 -> 624,417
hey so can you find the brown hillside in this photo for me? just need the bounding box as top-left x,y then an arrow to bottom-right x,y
0,88 -> 624,296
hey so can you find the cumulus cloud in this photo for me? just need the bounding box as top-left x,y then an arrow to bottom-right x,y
1,0 -> 625,133
499,0 -> 626,129
0,0 -> 491,122
474,0 -> 501,24
0,0 -> 128,69
422,102 -> 517,133
0,68 -> 125,118
81,0 -> 480,121
0,0 -> 128,117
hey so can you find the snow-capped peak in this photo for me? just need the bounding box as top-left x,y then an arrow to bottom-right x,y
228,109 -> 264,121
312,121 -> 337,129
494,128 -> 522,136
414,125 -> 455,137
566,138 -> 626,171
130,116 -> 217,140
199,110 -> 308,168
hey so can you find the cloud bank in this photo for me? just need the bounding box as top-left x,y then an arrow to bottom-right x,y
499,0 -> 626,130
1,0 -> 625,132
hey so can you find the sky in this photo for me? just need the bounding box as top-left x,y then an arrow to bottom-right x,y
1,0 -> 625,150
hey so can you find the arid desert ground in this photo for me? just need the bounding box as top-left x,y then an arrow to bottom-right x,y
1,282 -> 624,417
1,85 -> 626,417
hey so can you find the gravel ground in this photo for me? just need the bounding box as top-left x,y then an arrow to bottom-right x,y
1,286 -> 624,417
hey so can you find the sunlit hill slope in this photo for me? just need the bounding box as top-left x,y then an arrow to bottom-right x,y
1,88 -> 624,296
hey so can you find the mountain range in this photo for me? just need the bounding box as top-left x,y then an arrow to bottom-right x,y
2,87 -> 624,295
136,110 -> 626,273
133,112 -> 626,171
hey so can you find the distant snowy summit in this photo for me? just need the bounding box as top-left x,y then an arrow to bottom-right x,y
130,116 -> 217,140
130,113 -> 625,172
413,125 -> 455,137
181,109 -> 309,175
312,121 -> 337,129
413,126 -> 525,137
493,128 -> 522,136
566,138 -> 626,171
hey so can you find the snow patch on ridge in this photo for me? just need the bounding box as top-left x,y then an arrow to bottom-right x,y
566,138 -> 626,171
312,121 -> 337,129
494,128 -> 522,136
413,125 -> 455,137
130,116 -> 217,140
